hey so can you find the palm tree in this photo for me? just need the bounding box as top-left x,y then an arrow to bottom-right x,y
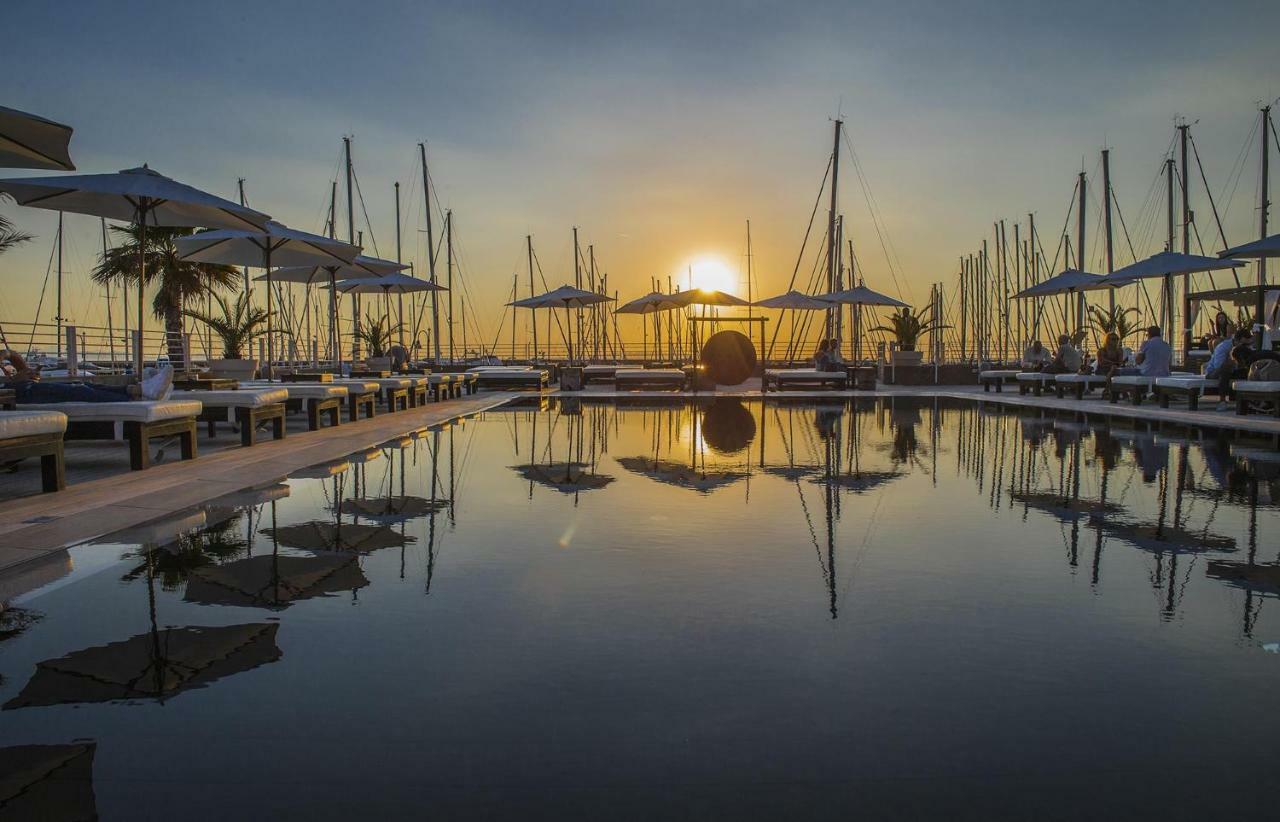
1087,305 -> 1140,344
0,210 -> 32,256
353,312 -> 403,359
91,224 -> 240,368
182,292 -> 273,359
870,306 -> 950,352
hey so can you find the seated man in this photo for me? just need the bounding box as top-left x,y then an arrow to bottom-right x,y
1204,331 -> 1242,410
1022,340 -> 1051,371
1,349 -> 173,403
1042,335 -> 1081,374
1114,326 -> 1172,379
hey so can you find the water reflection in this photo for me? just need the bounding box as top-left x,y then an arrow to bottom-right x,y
0,742 -> 97,818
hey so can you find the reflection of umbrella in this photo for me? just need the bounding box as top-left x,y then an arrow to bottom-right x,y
1206,561 -> 1280,594
291,459 -> 351,479
0,165 -> 272,374
512,462 -> 615,493
822,471 -> 900,493
1100,520 -> 1236,554
264,521 -> 412,554
615,456 -> 745,493
0,105 -> 75,170
1011,491 -> 1123,522
339,496 -> 449,523
0,743 -> 96,819
3,623 -> 281,709
185,554 -> 367,609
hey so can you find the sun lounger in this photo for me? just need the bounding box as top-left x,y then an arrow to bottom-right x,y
1154,376 -> 1218,410
0,410 -> 67,492
1015,372 -> 1057,396
172,387 -> 287,447
249,382 -> 347,430
359,377 -> 411,412
978,370 -> 1020,392
473,368 -> 549,391
1108,373 -> 1191,405
459,373 -> 479,395
331,380 -> 379,421
614,369 -> 688,391
762,369 -> 847,392
1233,380 -> 1280,417
403,376 -> 430,407
19,399 -> 201,470
1052,373 -> 1109,400
583,365 -> 618,384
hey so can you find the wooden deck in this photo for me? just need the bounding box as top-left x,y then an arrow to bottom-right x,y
0,392 -> 513,574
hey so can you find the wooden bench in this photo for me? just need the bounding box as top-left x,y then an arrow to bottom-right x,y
1015,373 -> 1056,396
762,369 -> 848,392
1155,377 -> 1217,411
1053,374 -> 1109,400
978,370 -> 1019,393
1234,380 -> 1280,417
615,369 -> 688,391
0,410 -> 66,492
173,388 -> 288,447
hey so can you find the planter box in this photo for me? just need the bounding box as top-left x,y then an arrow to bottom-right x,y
206,359 -> 258,381
890,350 -> 923,367
363,357 -> 393,372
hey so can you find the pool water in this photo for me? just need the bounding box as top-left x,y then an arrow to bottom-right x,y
1,397 -> 1277,820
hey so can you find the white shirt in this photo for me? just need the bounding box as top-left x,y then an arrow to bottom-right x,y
1138,337 -> 1173,377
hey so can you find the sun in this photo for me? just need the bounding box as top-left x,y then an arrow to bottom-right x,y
686,255 -> 738,295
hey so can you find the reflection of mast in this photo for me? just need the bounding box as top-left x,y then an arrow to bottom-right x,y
425,430 -> 440,594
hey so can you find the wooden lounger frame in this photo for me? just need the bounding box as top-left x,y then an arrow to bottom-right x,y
476,374 -> 548,391
1156,382 -> 1215,411
0,431 -> 64,491
286,396 -> 342,431
1236,386 -> 1280,418
65,417 -> 197,471
979,373 -> 1018,393
762,372 -> 848,393
200,403 -> 287,447
615,373 -> 688,392
347,389 -> 377,422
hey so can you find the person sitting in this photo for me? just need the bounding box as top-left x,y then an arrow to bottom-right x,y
1206,329 -> 1253,411
812,339 -> 832,371
827,338 -> 846,370
1,349 -> 173,403
1095,332 -> 1125,376
1022,340 -> 1051,370
1042,334 -> 1081,374
1114,326 -> 1172,378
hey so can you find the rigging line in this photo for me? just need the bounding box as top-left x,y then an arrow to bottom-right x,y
769,154 -> 832,358
1111,194 -> 1160,319
1189,133 -> 1237,277
1220,115 -> 1259,223
348,165 -> 380,257
841,128 -> 910,302
27,227 -> 59,356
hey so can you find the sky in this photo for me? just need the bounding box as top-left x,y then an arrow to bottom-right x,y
2,0 -> 1278,354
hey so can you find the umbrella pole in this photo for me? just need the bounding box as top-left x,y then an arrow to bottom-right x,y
265,249 -> 274,381
136,212 -> 146,377
329,270 -> 340,371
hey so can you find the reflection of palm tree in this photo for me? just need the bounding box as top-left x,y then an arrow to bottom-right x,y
121,516 -> 248,590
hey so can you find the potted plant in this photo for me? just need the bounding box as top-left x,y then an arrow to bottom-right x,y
182,292 -> 273,380
872,307 -> 949,366
353,312 -> 403,372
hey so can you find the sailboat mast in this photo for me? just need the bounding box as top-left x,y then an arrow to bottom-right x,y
1258,105 -> 1271,347
55,211 -> 63,361
102,218 -> 116,367
1165,156 -> 1175,332
328,180 -> 339,369
394,181 -> 404,349
1179,123 -> 1191,354
573,226 -> 581,363
446,210 -> 454,362
1076,171 -> 1087,332
825,119 -> 842,336
345,138 -> 358,361
527,235 -> 536,361
1102,149 -> 1115,314
418,142 -> 440,363
238,178 -> 250,298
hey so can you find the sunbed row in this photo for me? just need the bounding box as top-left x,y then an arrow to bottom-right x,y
977,368 -> 1280,416
0,374 -> 482,494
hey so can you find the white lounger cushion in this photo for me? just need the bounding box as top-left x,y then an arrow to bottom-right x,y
476,369 -> 544,378
468,365 -> 531,372
333,380 -> 380,393
1053,374 -> 1107,383
1155,377 -> 1214,389
980,370 -> 1020,378
254,383 -> 348,399
1016,372 -> 1056,381
0,410 -> 67,439
615,369 -> 684,380
766,369 -> 845,379
362,378 -> 412,388
172,388 -> 287,407
584,366 -> 617,374
20,400 -> 202,423
1234,381 -> 1280,392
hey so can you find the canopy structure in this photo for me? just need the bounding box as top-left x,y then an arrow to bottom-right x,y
177,221 -> 360,375
1103,251 -> 1247,348
677,289 -> 750,308
1220,233 -> 1280,259
0,105 -> 75,170
0,165 -> 271,374
1011,269 -> 1108,299
752,290 -> 834,310
616,291 -> 690,360
508,284 -> 613,362
336,271 -> 445,294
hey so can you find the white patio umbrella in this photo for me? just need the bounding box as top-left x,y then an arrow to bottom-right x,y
508,284 -> 613,362
0,106 -> 75,170
0,165 -> 271,374
1011,268 -> 1108,299
337,272 -> 447,355
177,221 -> 361,377
753,290 -> 834,361
616,291 -> 688,360
262,255 -> 408,367
1220,234 -> 1280,340
1103,250 -> 1246,342
812,283 -> 909,362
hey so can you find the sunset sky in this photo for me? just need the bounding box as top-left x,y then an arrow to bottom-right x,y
2,0 -> 1277,351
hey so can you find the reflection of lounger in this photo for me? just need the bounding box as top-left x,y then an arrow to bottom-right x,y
0,410 -> 67,492
979,370 -> 1019,392
763,369 -> 847,392
1052,373 -> 1109,399
1015,372 -> 1057,396
21,400 -> 201,470
1155,376 -> 1217,410
615,369 -> 687,391
473,369 -> 548,391
173,388 -> 287,447
1233,380 -> 1280,417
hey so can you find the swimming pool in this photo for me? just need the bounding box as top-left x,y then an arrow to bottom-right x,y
1,396 -> 1277,819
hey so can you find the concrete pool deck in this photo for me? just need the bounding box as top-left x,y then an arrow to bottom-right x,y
1,382 -> 1276,579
